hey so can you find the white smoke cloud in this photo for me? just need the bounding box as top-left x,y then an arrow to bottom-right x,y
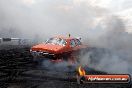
0,0 -> 132,74
0,0 -> 132,37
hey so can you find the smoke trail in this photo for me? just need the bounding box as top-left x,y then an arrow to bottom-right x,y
80,16 -> 132,74
0,0 -> 132,74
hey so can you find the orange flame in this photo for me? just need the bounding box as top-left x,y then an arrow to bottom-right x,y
78,66 -> 86,76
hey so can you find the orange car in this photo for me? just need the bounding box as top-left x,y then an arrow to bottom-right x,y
30,35 -> 88,62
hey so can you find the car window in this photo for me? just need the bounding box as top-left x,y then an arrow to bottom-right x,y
75,39 -> 81,46
46,38 -> 66,46
70,39 -> 76,47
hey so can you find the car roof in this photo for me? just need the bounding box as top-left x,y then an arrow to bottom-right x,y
53,35 -> 76,40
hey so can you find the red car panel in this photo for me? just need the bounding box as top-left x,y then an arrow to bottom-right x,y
30,36 -> 88,62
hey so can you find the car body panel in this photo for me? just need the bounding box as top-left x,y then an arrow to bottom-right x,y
30,36 -> 89,62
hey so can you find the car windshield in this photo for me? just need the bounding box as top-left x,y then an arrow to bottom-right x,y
46,38 -> 66,46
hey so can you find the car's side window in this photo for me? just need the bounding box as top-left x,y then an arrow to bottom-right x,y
70,39 -> 76,47
76,39 -> 81,46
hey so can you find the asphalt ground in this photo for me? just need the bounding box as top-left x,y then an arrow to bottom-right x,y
0,45 -> 131,88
